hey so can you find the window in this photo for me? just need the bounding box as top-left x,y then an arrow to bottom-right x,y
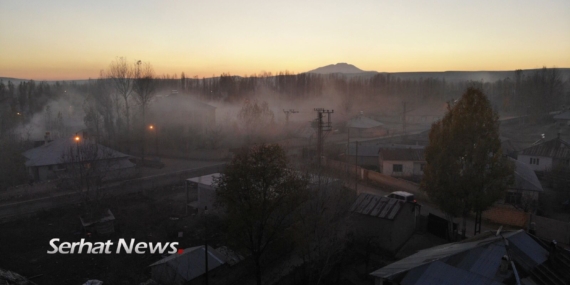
530,158 -> 540,165
420,164 -> 426,171
393,164 -> 403,172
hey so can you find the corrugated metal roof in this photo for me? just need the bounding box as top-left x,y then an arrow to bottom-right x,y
347,116 -> 384,129
149,245 -> 226,281
520,137 -> 570,159
380,148 -> 425,161
22,137 -> 130,167
370,230 -> 541,281
507,231 -> 548,267
351,193 -> 407,220
401,261 -> 503,285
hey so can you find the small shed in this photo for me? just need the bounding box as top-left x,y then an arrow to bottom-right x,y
350,193 -> 418,253
186,173 -> 221,214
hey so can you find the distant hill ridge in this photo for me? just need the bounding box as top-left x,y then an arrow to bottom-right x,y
2,65 -> 569,83
308,63 -> 372,74
306,63 -> 570,82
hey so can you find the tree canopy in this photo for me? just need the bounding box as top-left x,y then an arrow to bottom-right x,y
215,143 -> 308,285
421,88 -> 514,220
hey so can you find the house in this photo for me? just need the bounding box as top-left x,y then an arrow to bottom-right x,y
347,114 -> 387,138
186,173 -> 221,214
379,148 -> 425,178
22,134 -> 136,182
149,245 -> 227,285
517,134 -> 570,173
350,193 -> 418,253
370,229 -> 570,285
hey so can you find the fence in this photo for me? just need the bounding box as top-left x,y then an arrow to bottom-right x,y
1,180 -> 60,202
482,204 -> 530,228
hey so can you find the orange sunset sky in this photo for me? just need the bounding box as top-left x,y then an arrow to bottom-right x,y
1,0 -> 569,80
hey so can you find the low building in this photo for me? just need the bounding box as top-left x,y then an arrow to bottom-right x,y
22,134 -> 136,182
378,148 -> 425,178
149,245 -> 227,285
350,193 -> 418,253
517,134 -> 570,173
370,229 -> 570,285
186,173 -> 221,214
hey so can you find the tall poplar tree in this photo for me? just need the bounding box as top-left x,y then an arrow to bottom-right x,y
421,88 -> 514,238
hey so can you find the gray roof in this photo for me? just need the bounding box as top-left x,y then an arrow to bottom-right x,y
347,116 -> 384,129
380,148 -> 425,161
519,136 -> 570,159
370,230 -> 549,283
553,110 -> 570,120
22,137 -> 131,167
350,193 -> 407,220
187,173 -> 221,186
149,245 -> 226,281
511,158 -> 543,192
400,260 -> 503,285
347,143 -> 425,157
348,144 -> 380,156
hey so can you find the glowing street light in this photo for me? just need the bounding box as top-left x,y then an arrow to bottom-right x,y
75,135 -> 80,142
149,125 -> 154,130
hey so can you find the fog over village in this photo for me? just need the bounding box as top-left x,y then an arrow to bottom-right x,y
1,1 -> 570,285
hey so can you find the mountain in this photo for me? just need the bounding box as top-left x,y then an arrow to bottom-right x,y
307,63 -> 375,74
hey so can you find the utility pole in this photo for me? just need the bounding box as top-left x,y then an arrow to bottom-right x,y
313,108 -> 334,168
283,109 -> 299,126
204,206 -> 209,285
355,140 -> 358,193
402,102 -> 407,134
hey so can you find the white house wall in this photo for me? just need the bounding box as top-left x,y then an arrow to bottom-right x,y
517,155 -> 552,172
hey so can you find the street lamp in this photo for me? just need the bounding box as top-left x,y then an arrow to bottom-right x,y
149,124 -> 159,160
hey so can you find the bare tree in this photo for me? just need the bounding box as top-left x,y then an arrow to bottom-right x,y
59,136 -> 134,213
106,57 -> 134,141
133,60 -> 157,163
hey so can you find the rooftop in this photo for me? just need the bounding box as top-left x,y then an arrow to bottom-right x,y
186,173 -> 221,187
511,158 -> 543,192
519,136 -> 570,159
370,230 -> 550,284
350,193 -> 410,220
22,137 -> 131,167
149,245 -> 226,282
380,148 -> 425,161
347,115 -> 384,129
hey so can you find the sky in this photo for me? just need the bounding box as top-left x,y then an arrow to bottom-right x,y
1,0 -> 569,80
